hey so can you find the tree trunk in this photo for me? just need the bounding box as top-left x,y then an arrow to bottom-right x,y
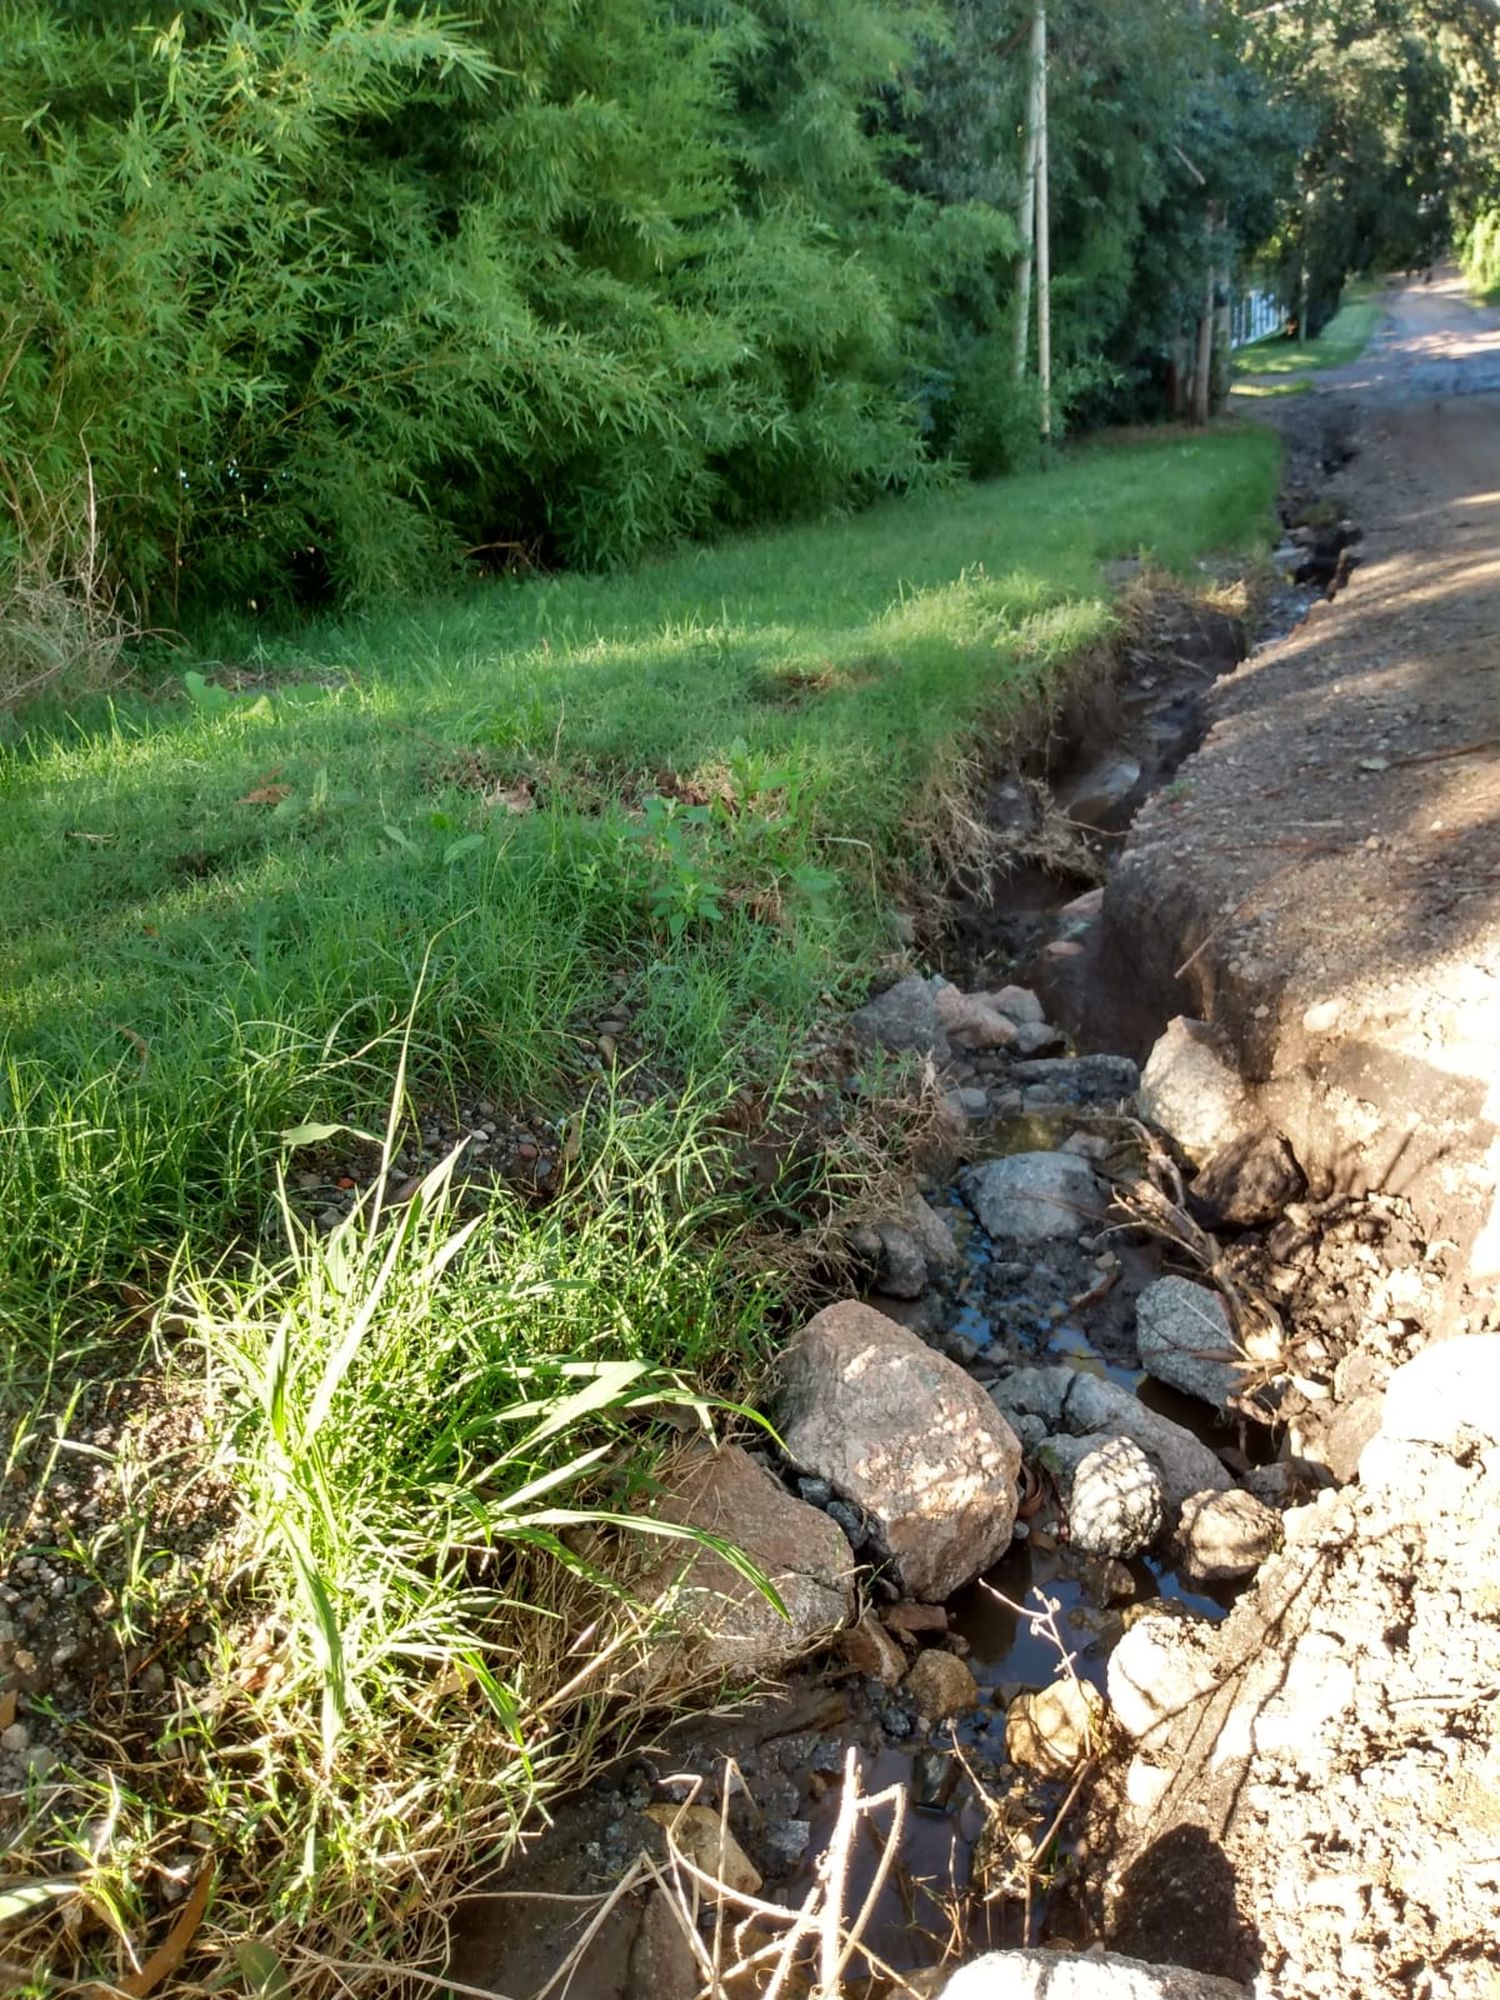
1190,209 -> 1216,426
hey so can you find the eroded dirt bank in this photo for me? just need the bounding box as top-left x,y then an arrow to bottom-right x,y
1108,273 -> 1500,1296
1077,275 -> 1500,1998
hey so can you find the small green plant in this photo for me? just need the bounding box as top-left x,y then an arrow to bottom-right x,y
626,794 -> 728,940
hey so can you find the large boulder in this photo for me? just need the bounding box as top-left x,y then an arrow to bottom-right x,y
1138,1018 -> 1255,1167
961,1151 -> 1107,1245
639,1443 -> 854,1685
939,1949 -> 1249,1999
779,1301 -> 1022,1602
1134,1279 -> 1246,1410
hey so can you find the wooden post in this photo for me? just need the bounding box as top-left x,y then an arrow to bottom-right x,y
1036,5 -> 1051,442
1012,0 -> 1046,384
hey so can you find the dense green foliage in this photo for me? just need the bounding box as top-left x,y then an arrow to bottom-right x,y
2,0 -> 1297,616
1235,0 -> 1500,331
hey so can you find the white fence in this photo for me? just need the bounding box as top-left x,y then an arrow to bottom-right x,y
1230,286 -> 1283,349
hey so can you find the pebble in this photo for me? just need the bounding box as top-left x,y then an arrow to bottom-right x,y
762,1817 -> 812,1871
1,1722 -> 29,1753
22,1744 -> 57,1778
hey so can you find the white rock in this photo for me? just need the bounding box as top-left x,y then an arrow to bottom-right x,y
961,1151 -> 1107,1244
1107,1615 -> 1220,1746
1138,1018 -> 1255,1166
780,1301 -> 1022,1602
1372,1333 -> 1500,1451
1059,1373 -> 1234,1514
939,1946 -> 1249,1998
1059,1435 -> 1165,1559
1135,1278 -> 1246,1409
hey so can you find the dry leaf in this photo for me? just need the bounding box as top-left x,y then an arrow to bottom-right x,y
105,1866 -> 213,1999
0,1690 -> 16,1732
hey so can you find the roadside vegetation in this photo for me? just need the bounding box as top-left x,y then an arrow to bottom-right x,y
0,427 -> 1278,1992
1230,281 -> 1384,394
9,0 -> 1500,1989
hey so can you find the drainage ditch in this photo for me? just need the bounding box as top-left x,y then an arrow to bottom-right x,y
449,480 -> 1414,1999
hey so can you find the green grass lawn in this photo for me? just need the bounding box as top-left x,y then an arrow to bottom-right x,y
0,421 -> 1279,1993
2,424 -> 1278,1362
1232,280 -> 1384,379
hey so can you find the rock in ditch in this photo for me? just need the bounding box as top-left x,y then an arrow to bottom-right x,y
984,983 -> 1045,1024
934,981 -> 1020,1051
1004,1674 -> 1105,1776
939,1947 -> 1249,1999
850,975 -> 950,1060
637,1443 -> 854,1686
991,1367 -> 1232,1517
1043,1433 -> 1165,1559
961,1151 -> 1107,1244
872,1222 -> 929,1299
1173,1488 -> 1280,1583
779,1301 -> 1022,1602
1134,1278 -> 1246,1410
1106,1612 -> 1220,1748
903,1647 -> 979,1721
1138,1018 -> 1256,1167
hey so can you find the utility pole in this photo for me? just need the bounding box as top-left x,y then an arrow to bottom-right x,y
1012,0 -> 1046,387
1036,7 -> 1051,441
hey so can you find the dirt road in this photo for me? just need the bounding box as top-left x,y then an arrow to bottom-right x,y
1109,268 -> 1500,1302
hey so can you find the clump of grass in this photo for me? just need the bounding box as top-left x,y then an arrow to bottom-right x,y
5,1067 -> 788,1995
1,464 -> 133,716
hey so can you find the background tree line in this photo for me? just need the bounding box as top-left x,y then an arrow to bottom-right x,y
3,0 -> 1499,619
